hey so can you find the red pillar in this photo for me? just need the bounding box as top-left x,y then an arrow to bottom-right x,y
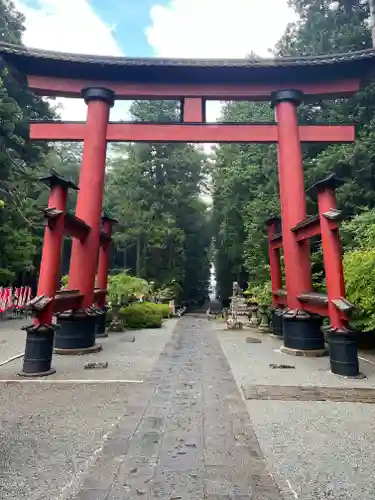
20,173 -> 77,377
68,88 -> 114,308
96,216 -> 116,308
36,175 -> 74,325
266,217 -> 282,307
272,90 -> 312,309
316,180 -> 347,330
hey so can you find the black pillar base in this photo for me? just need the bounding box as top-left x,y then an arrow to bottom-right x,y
282,309 -> 327,355
327,328 -> 362,378
54,310 -> 102,354
18,324 -> 56,377
271,308 -> 284,338
95,310 -> 108,338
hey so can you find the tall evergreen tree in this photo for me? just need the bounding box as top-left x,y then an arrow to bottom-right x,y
104,100 -> 211,303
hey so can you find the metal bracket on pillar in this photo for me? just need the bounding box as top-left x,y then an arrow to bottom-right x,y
27,294 -> 53,312
100,215 -> 118,244
322,208 -> 343,221
43,207 -> 64,229
101,215 -> 118,228
306,173 -> 346,200
271,89 -> 304,107
40,170 -> 79,191
331,297 -> 355,313
82,87 -> 115,107
265,215 -> 281,232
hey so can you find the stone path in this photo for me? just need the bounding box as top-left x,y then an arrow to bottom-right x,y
71,315 -> 280,499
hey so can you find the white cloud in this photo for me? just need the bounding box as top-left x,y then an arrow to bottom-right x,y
147,0 -> 295,59
15,0 -> 127,120
147,0 -> 296,122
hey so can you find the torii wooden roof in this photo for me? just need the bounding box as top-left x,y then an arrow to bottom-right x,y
1,42 -> 375,100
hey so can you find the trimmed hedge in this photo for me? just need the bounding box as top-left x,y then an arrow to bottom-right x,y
118,303 -> 163,329
140,302 -> 171,319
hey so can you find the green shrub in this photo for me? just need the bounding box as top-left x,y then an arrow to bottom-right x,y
344,248 -> 375,332
108,273 -> 151,306
245,281 -> 272,306
118,303 -> 162,329
155,304 -> 172,318
140,302 -> 171,319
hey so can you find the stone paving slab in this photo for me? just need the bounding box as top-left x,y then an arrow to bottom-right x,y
68,315 -> 280,500
242,384 -> 375,403
217,324 -> 375,388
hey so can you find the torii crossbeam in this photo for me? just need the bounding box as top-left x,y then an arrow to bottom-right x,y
30,121 -> 355,143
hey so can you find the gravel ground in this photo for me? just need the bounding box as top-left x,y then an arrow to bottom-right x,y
217,323 -> 375,499
0,320 -> 177,500
247,400 -> 375,500
0,319 -> 178,380
0,382 -> 146,500
0,319 -> 27,362
217,324 -> 375,388
3,316 -> 375,500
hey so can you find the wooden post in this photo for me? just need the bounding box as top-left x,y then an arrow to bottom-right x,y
317,183 -> 347,330
272,90 -> 324,355
310,174 -> 359,377
95,216 -> 117,337
265,217 -> 282,307
19,173 -> 77,377
370,0 -> 375,48
68,88 -> 114,308
60,88 -> 114,353
272,90 -> 312,309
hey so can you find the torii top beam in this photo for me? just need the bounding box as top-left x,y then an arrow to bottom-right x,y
1,42 -> 375,101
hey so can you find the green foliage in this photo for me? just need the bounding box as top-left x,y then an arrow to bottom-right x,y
212,102 -> 279,300
212,0 -> 375,318
154,280 -> 182,302
245,281 -> 272,306
340,207 -> 375,331
0,0 -> 61,284
141,302 -> 171,319
108,273 -> 151,306
341,208 -> 375,251
61,275 -> 68,288
118,303 -> 163,329
344,249 -> 375,331
104,100 -> 211,303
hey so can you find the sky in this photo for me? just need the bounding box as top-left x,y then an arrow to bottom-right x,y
14,0 -> 297,122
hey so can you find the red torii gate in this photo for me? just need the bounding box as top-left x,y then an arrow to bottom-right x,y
1,42 -> 374,377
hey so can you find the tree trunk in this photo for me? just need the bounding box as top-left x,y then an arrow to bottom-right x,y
123,246 -> 127,270
370,0 -> 375,48
136,234 -> 141,277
